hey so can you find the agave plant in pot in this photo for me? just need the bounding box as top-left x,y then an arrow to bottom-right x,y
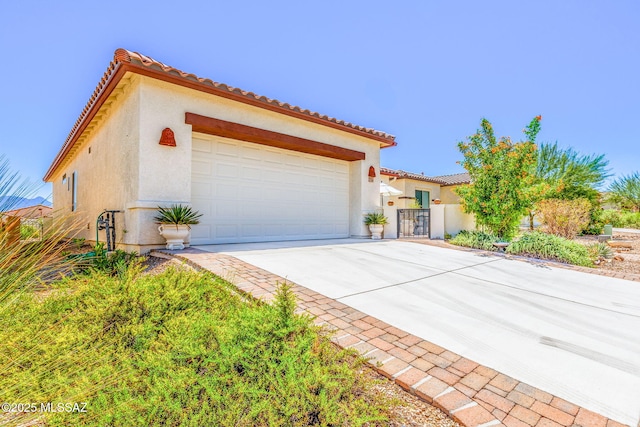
154,204 -> 202,250
363,212 -> 388,240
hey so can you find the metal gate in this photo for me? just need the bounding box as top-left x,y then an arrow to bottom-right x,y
397,209 -> 430,238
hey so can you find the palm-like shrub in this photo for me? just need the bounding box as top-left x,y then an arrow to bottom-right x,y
363,212 -> 388,225
0,156 -> 76,298
154,204 -> 202,228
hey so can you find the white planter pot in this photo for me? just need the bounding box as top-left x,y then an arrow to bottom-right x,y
158,224 -> 190,250
369,224 -> 384,240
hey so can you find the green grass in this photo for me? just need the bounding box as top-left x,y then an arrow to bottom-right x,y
0,266 -> 392,426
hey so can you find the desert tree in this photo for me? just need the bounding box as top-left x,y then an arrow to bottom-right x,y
455,117 -> 540,240
608,172 -> 640,211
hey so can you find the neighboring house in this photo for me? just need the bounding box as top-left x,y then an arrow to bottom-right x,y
2,205 -> 53,219
2,204 -> 52,219
1,204 -> 51,243
380,168 -> 474,238
43,49 -> 396,253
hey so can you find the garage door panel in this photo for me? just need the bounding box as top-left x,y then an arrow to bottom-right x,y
191,136 -> 350,244
192,180 -> 212,196
242,146 -> 263,160
192,159 -> 212,175
241,224 -> 262,237
192,138 -> 212,153
216,141 -> 240,156
191,224 -> 211,240
264,224 -> 283,237
216,163 -> 238,178
214,224 -> 239,239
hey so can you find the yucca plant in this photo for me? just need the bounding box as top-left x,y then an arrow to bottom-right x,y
363,212 -> 388,225
588,242 -> 614,263
0,155 -> 94,426
0,156 -> 78,298
154,204 -> 202,229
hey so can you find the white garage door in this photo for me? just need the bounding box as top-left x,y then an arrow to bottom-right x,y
190,135 -> 350,244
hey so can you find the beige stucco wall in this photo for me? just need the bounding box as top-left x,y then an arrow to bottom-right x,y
132,77 -> 382,245
440,185 -> 463,204
380,175 -> 442,238
380,176 -> 477,239
444,204 -> 476,236
50,77 -> 141,251
50,72 -> 384,252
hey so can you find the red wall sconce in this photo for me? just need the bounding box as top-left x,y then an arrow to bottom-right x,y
368,166 -> 376,182
159,128 -> 177,147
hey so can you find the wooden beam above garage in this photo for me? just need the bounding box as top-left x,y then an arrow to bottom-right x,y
185,113 -> 366,162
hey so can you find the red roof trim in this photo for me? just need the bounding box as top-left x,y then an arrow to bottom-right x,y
44,49 -> 396,181
44,62 -> 130,181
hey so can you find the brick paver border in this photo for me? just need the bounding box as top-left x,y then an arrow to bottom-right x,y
152,248 -> 632,427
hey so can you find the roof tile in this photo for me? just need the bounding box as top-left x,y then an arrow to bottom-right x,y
380,167 -> 470,186
45,49 -> 395,180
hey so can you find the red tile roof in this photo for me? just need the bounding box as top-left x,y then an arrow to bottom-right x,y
380,167 -> 470,186
44,49 -> 396,181
430,172 -> 471,186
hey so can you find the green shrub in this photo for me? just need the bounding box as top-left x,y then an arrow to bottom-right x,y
0,268 -> 392,426
600,209 -> 622,227
20,221 -> 41,240
90,243 -> 140,276
582,205 -> 606,235
154,204 -> 202,226
449,230 -> 499,250
537,198 -> 591,239
363,212 -> 388,225
587,242 -> 613,261
621,211 -> 640,228
600,209 -> 640,229
506,231 -> 593,266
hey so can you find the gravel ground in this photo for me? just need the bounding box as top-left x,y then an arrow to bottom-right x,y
576,232 -> 640,276
142,254 -> 193,275
367,368 -> 461,427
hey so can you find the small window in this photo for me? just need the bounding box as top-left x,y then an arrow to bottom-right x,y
62,174 -> 67,185
415,190 -> 430,209
71,171 -> 78,212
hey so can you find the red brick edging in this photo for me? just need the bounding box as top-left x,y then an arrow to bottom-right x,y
152,249 -> 631,427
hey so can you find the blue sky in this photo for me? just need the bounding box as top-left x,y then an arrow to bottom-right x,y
1,0 -> 638,199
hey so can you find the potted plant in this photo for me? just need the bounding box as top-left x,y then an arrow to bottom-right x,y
154,204 -> 202,250
364,212 -> 388,240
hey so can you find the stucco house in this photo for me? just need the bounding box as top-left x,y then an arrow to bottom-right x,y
379,168 -> 474,239
44,49 -> 396,253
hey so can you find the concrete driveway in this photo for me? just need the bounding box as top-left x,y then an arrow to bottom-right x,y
195,239 -> 640,426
